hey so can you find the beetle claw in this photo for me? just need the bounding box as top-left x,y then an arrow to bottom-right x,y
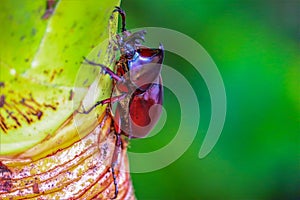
76,105 -> 88,114
159,43 -> 164,51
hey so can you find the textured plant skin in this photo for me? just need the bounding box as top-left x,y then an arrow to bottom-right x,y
0,0 -> 135,199
0,114 -> 135,199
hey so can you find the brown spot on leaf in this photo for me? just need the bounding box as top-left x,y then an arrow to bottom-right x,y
69,89 -> 74,101
0,93 -> 59,132
0,95 -> 5,107
44,103 -> 57,110
49,70 -> 57,82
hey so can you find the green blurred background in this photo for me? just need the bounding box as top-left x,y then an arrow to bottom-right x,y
121,0 -> 299,199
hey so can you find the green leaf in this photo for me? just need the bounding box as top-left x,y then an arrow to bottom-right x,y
0,0 -> 120,156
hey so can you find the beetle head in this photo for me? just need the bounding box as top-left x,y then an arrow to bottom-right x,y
116,30 -> 146,57
128,44 -> 164,90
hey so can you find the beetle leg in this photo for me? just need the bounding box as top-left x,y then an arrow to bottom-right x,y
42,0 -> 56,19
113,6 -> 127,32
110,132 -> 122,199
83,57 -> 123,82
77,94 -> 126,114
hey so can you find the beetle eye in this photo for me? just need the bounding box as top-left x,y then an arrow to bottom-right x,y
138,48 -> 160,58
125,54 -> 133,59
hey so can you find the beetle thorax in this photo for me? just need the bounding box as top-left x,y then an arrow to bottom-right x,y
115,30 -> 146,57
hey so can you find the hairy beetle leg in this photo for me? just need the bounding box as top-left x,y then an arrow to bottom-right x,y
113,6 -> 127,32
110,132 -> 122,199
77,94 -> 126,115
110,166 -> 118,199
83,57 -> 123,82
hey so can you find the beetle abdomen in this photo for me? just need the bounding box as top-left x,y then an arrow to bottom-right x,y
129,80 -> 163,138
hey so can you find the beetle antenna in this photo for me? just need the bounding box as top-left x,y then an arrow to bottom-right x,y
113,6 -> 126,33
